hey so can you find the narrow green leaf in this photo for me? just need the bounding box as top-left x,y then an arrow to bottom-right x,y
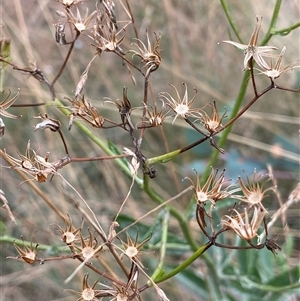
107,139 -> 122,155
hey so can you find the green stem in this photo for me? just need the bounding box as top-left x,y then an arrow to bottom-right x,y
152,241 -> 213,283
219,0 -> 244,44
260,0 -> 282,45
270,22 -> 300,36
146,149 -> 181,165
151,210 -> 169,280
1,235 -> 69,253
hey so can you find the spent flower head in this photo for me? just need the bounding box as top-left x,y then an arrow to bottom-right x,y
65,273 -> 102,301
0,89 -> 21,119
119,231 -> 152,268
73,228 -> 103,260
4,141 -> 57,183
66,95 -> 105,130
33,113 -> 61,132
159,82 -> 200,124
184,168 -> 240,206
254,45 -> 300,81
137,100 -> 170,128
91,23 -> 125,53
222,16 -> 277,70
130,31 -> 162,75
57,0 -> 87,8
105,87 -> 134,128
236,169 -> 275,211
11,236 -> 39,264
221,206 -> 267,241
198,101 -> 227,134
66,6 -> 96,33
52,214 -> 83,245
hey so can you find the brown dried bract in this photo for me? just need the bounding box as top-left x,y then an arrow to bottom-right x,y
66,95 -> 105,130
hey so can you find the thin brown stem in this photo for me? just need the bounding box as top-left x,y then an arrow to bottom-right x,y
54,154 -> 129,170
11,102 -> 47,107
51,35 -> 78,87
58,129 -> 69,156
138,72 -> 151,141
249,58 -> 258,97
125,0 -> 139,40
179,82 -> 275,154
114,49 -> 144,74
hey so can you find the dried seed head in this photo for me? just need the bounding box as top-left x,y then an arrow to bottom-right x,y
236,169 -> 275,211
65,273 -> 102,301
255,45 -> 300,81
198,101 -> 227,134
221,207 -> 267,241
120,231 -> 152,268
105,87 -> 134,128
159,83 -> 201,124
66,7 -> 96,33
0,89 -> 21,119
137,100 -> 170,128
131,31 -> 162,75
74,228 -> 102,259
91,23 -> 125,53
66,95 -> 105,130
184,168 -> 240,205
57,0 -> 87,8
52,214 -> 83,245
4,141 -> 57,183
222,16 -> 278,70
11,236 -> 39,264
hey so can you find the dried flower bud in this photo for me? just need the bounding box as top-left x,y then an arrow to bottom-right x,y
0,118 -> 5,137
54,22 -> 67,45
33,113 -> 61,132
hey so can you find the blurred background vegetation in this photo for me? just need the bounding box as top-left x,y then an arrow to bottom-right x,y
0,0 -> 299,300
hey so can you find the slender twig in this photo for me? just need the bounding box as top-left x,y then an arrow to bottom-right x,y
124,0 -> 139,40
57,129 -> 69,156
138,71 -> 151,141
249,58 -> 258,97
51,36 -> 78,87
